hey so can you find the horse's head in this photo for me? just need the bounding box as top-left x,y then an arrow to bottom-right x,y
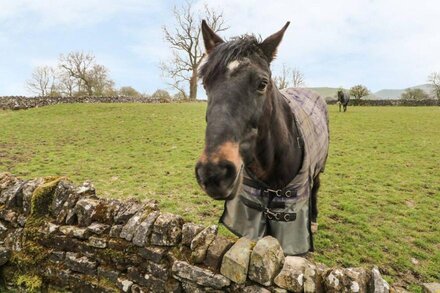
195,21 -> 290,200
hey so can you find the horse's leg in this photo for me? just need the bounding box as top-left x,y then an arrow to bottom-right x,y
344,104 -> 347,112
338,103 -> 341,112
311,174 -> 321,233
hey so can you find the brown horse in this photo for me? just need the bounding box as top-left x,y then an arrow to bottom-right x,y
195,21 -> 329,254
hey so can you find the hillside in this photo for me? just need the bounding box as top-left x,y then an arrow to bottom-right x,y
374,84 -> 433,99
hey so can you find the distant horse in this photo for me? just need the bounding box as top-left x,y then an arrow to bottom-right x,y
337,90 -> 350,112
195,21 -> 329,255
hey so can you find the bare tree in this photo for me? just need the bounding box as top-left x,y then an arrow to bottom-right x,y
274,64 -> 291,89
400,88 -> 429,100
119,86 -> 141,97
349,84 -> 370,100
26,66 -> 55,96
292,68 -> 305,88
274,65 -> 304,89
58,51 -> 114,96
428,72 -> 440,101
161,2 -> 227,100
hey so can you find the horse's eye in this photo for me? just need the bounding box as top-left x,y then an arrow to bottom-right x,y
257,80 -> 268,92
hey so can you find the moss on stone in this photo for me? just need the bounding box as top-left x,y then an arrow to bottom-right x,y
16,274 -> 43,293
31,177 -> 63,217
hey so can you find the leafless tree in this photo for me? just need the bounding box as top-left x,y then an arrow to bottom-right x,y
428,72 -> 440,101
292,68 -> 305,88
26,66 -> 56,96
400,88 -> 429,100
274,65 -> 305,89
58,51 -> 114,96
274,64 -> 291,89
161,2 -> 227,100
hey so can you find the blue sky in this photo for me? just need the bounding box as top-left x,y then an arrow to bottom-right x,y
1,0 -> 440,96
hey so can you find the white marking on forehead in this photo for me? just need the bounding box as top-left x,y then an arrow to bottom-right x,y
227,60 -> 241,72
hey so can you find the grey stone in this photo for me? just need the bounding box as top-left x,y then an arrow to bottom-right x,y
150,213 -> 184,246
59,225 -> 90,239
109,224 -> 123,237
120,210 -> 147,241
0,180 -> 21,205
45,222 -> 60,235
50,179 -> 75,216
4,228 -> 23,251
117,277 -> 133,292
5,181 -> 24,208
204,235 -> 234,271
97,266 -> 120,282
74,198 -> 101,227
371,267 -> 390,293
220,237 -> 255,284
324,267 -> 368,293
132,211 -> 160,246
88,236 -> 107,248
17,215 -> 26,227
87,222 -> 110,235
48,251 -> 65,263
55,190 -> 80,224
127,266 -> 166,289
21,178 -> 45,216
64,252 -> 97,275
138,246 -> 168,263
172,260 -> 230,289
0,247 -> 11,266
114,199 -> 146,224
274,256 -> 308,292
249,236 -> 285,286
182,222 -> 204,246
191,225 -> 218,263
422,283 -> 440,293
76,180 -> 95,196
243,285 -> 271,293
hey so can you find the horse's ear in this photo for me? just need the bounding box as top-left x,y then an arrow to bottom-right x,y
260,22 -> 290,62
201,20 -> 224,54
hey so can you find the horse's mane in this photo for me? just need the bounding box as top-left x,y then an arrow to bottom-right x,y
199,35 -> 265,86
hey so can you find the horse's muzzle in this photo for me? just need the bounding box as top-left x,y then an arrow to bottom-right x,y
195,160 -> 240,200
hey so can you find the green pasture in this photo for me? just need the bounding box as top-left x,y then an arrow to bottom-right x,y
0,103 -> 439,290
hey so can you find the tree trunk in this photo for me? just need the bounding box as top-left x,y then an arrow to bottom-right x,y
189,68 -> 198,101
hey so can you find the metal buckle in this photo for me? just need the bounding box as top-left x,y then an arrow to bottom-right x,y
266,189 -> 282,197
283,214 -> 291,221
285,190 -> 292,197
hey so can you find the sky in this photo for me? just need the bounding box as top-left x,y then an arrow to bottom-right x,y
1,0 -> 440,96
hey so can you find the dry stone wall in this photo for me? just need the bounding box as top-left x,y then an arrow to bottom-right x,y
326,99 -> 439,106
0,172 -> 415,292
0,96 -> 173,111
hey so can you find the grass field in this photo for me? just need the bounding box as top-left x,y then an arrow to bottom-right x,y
1,103 -> 439,290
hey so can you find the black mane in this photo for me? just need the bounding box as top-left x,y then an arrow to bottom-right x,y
199,35 -> 266,86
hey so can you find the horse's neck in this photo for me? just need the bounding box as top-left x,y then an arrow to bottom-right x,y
249,88 -> 303,189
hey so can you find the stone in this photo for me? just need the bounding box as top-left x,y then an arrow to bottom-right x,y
191,225 -> 218,263
0,247 -> 11,266
114,199 -> 146,224
127,266 -> 166,289
4,228 -> 23,251
87,222 -> 110,235
50,179 -> 75,216
371,267 -> 390,293
150,213 -> 184,246
48,251 -> 65,263
55,190 -> 81,224
59,225 -> 90,239
17,215 -> 26,227
109,224 -> 123,237
0,179 -> 21,205
97,266 -> 120,282
117,277 -> 133,292
304,262 -> 318,293
274,256 -> 308,292
0,210 -> 17,224
204,235 -> 234,271
138,246 -> 168,263
249,236 -> 285,286
74,198 -> 101,227
21,178 -> 45,216
64,252 -> 97,275
182,222 -> 205,246
5,181 -> 24,208
243,285 -> 272,293
88,236 -> 107,248
324,267 -> 368,293
45,222 -> 60,235
422,283 -> 440,293
172,260 -> 231,289
132,211 -> 160,246
120,210 -> 146,241
76,180 -> 96,196
220,237 -> 255,284
131,284 -> 149,293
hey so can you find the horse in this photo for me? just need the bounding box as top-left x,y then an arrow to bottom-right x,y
195,21 -> 329,255
337,90 -> 350,112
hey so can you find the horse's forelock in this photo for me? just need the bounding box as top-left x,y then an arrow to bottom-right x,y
199,35 -> 265,86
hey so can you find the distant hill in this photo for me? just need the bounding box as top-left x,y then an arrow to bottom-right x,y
374,84 -> 433,99
307,84 -> 434,100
